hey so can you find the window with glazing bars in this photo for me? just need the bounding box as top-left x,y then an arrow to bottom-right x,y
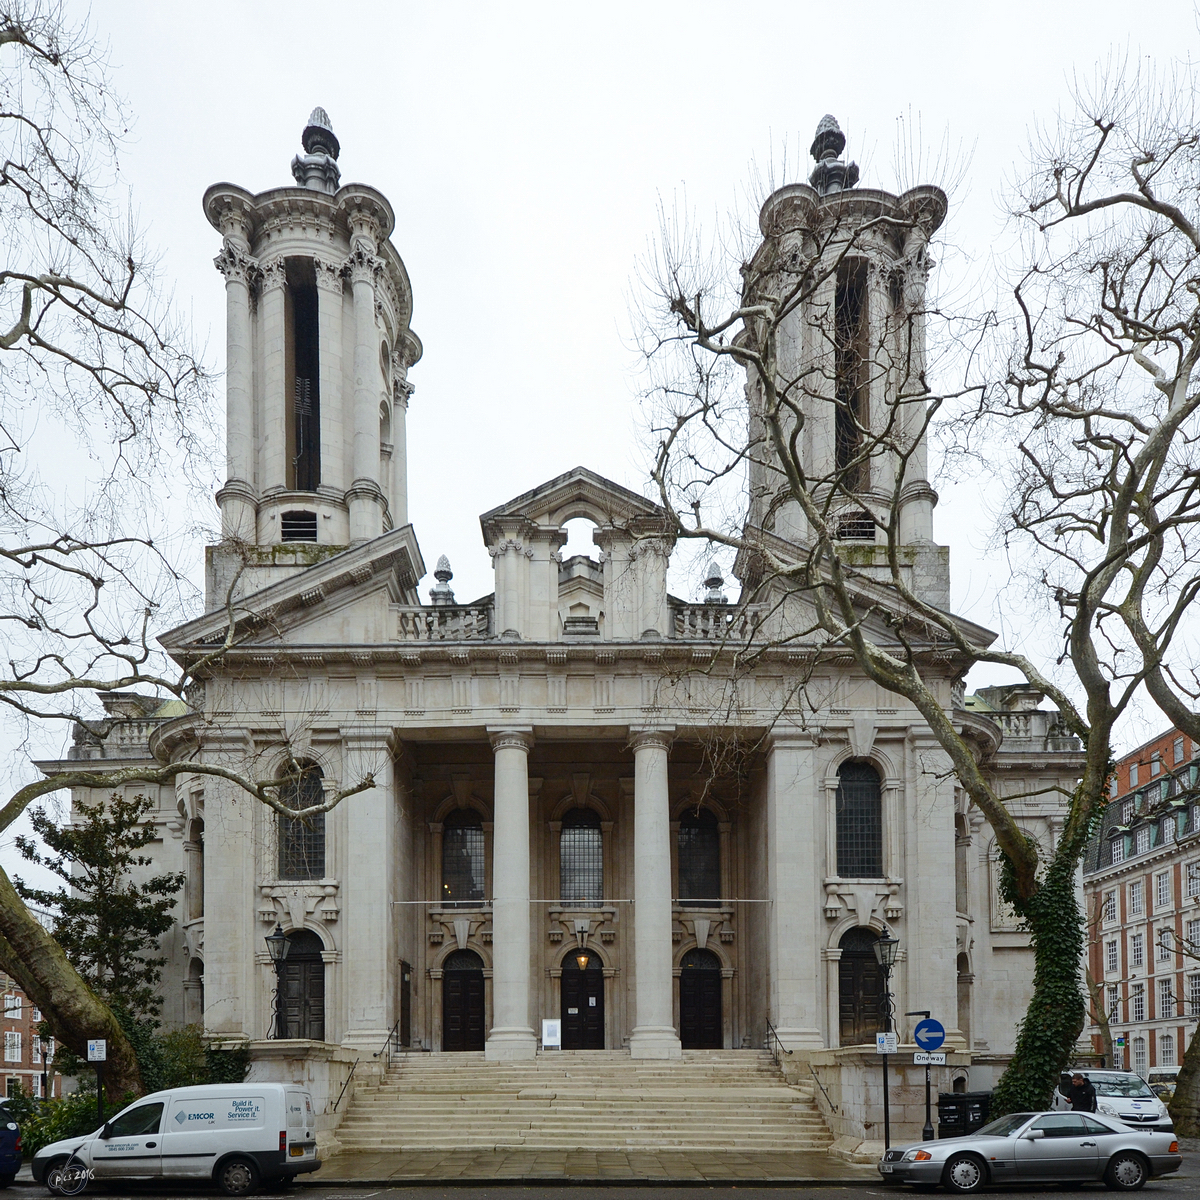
560,808 -> 603,906
1160,979 -> 1174,1018
1158,929 -> 1173,961
1189,974 -> 1200,1017
1157,872 -> 1171,907
442,809 -> 486,907
1132,983 -> 1145,1022
1189,864 -> 1200,899
1111,838 -> 1125,864
1161,1033 -> 1176,1066
1103,891 -> 1117,922
1122,799 -> 1135,824
1188,918 -> 1200,951
1106,940 -> 1119,973
1131,932 -> 1144,968
1130,881 -> 1143,915
677,807 -> 720,906
1136,826 -> 1151,855
1107,984 -> 1119,1020
836,761 -> 883,877
278,764 -> 326,880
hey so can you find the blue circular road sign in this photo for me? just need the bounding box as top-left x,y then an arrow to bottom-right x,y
913,1018 -> 946,1052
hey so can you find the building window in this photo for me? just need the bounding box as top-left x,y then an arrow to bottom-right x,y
1103,891 -> 1117,923
1188,864 -> 1200,899
1131,984 -> 1145,1022
285,258 -> 321,492
1106,940 -> 1119,974
1156,872 -> 1171,908
1111,777 -> 1120,798
3,1079 -> 14,1099
559,808 -> 603,907
1111,839 -> 1125,865
1161,1032 -> 1176,1066
2,1033 -> 19,1064
1132,1034 -> 1147,1075
1163,817 -> 1176,845
1175,738 -> 1186,765
1107,984 -> 1119,1020
30,1007 -> 40,1024
1129,882 -> 1143,916
835,761 -> 883,878
277,762 -> 326,881
1131,763 -> 1139,788
1136,827 -> 1151,855
441,809 -> 485,908
677,807 -> 721,907
1122,798 -> 1135,824
1188,918 -> 1200,951
2,996 -> 18,1018
1151,754 -> 1162,778
1189,974 -> 1200,1017
1159,979 -> 1174,1019
1131,932 -> 1144,968
1193,805 -> 1200,834
31,1037 -> 40,1065
834,259 -> 870,489
1157,929 -> 1173,961
30,1074 -> 41,1099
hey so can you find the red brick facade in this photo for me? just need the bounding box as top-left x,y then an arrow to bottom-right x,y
0,972 -> 62,1099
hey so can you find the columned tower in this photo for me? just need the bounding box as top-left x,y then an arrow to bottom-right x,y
741,116 -> 948,604
203,109 -> 421,555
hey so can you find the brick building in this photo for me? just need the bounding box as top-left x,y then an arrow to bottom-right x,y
1084,727 -> 1200,1075
0,972 -> 62,1099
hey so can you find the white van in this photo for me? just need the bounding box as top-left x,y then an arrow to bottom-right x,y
31,1083 -> 320,1196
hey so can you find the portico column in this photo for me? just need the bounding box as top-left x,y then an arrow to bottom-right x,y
630,728 -> 681,1059
346,230 -> 384,543
766,732 -> 824,1049
486,727 -> 537,1060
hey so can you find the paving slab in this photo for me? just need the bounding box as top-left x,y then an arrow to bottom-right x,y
302,1148 -> 878,1185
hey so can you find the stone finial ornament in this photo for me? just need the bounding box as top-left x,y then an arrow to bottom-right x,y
429,554 -> 456,605
808,114 -> 860,197
291,107 -> 342,194
703,561 -> 728,605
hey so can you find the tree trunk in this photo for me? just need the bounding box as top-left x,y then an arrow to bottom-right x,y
1169,1016 -> 1200,1137
0,865 -> 142,1099
991,856 -> 1086,1114
1085,967 -> 1114,1066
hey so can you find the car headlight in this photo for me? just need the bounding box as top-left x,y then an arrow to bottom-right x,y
1098,1102 -> 1117,1115
902,1150 -> 933,1161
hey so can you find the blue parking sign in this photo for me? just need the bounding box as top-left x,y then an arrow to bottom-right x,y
913,1018 -> 945,1052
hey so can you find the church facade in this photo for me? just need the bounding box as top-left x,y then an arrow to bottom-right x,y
45,111 -> 1083,1143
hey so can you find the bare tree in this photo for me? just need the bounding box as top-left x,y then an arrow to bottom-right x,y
1157,900 -> 1200,1133
635,68 -> 1200,1113
0,2 -> 375,1097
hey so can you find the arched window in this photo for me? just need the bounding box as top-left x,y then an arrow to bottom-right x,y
442,809 -> 485,908
560,808 -> 602,907
836,761 -> 882,878
278,763 -> 326,880
1133,1035 -> 1147,1076
678,808 -> 720,907
1160,1033 -> 1175,1067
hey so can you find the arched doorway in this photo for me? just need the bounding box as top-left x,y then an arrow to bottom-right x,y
442,949 -> 485,1051
679,948 -> 722,1048
561,949 -> 604,1048
837,927 -> 885,1046
280,930 -> 325,1041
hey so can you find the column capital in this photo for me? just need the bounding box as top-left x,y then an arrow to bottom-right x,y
214,241 -> 259,287
258,258 -> 287,293
488,726 -> 534,754
764,729 -> 818,751
628,726 -> 674,753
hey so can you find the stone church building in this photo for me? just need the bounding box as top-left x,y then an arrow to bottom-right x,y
45,111 -> 1082,1149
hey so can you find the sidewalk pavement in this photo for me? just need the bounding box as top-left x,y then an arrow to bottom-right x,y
303,1149 -> 880,1185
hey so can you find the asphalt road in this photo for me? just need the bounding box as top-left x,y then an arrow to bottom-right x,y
4,1182 -> 1198,1200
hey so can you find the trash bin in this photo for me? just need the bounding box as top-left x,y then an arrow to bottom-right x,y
937,1092 -> 991,1138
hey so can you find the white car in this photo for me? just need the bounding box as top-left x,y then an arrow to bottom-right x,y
1054,1070 -> 1172,1132
31,1082 -> 320,1196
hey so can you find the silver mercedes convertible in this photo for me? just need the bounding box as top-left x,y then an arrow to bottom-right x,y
878,1110 -> 1182,1192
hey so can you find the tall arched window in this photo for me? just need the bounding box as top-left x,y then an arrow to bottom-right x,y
278,763 -> 326,880
836,761 -> 882,878
442,809 -> 485,907
678,808 -> 720,906
560,808 -> 602,907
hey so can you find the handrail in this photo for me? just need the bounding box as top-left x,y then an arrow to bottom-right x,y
331,1058 -> 358,1112
372,1017 -> 403,1068
764,1018 -> 792,1067
809,1062 -> 838,1114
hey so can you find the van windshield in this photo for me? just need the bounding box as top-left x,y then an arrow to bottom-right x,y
1092,1077 -> 1155,1099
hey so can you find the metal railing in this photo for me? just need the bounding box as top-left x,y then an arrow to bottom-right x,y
330,1058 -> 358,1112
372,1017 -> 404,1069
809,1063 -> 838,1114
763,1018 -> 792,1068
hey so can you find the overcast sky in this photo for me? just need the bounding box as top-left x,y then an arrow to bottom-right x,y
5,0 -> 1197,889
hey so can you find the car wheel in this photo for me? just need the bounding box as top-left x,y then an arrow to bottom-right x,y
216,1157 -> 260,1198
943,1153 -> 987,1194
1104,1151 -> 1148,1191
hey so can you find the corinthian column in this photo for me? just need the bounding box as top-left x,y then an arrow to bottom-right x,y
630,727 -> 681,1058
346,232 -> 384,543
486,727 -> 537,1060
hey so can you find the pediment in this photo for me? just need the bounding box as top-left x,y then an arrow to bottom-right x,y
480,466 -> 666,542
160,525 -> 423,658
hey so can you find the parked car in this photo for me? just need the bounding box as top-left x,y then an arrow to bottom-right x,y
1053,1070 -> 1173,1131
878,1110 -> 1182,1193
0,1103 -> 21,1187
31,1083 -> 320,1196
1147,1066 -> 1180,1100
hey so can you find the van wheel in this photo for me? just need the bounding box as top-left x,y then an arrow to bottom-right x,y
216,1157 -> 260,1197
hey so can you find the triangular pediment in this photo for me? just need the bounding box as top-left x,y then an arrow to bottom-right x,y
160,525 -> 424,658
480,466 -> 665,542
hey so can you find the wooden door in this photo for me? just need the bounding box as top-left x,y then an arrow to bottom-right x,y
679,949 -> 722,1048
281,957 -> 325,1040
400,960 -> 412,1048
838,949 -> 884,1045
561,952 -> 604,1049
442,969 -> 485,1050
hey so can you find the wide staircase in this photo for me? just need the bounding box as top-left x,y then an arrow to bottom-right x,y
334,1049 -> 833,1152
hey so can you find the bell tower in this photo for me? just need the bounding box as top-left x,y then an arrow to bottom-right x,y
741,115 -> 949,605
203,109 -> 421,557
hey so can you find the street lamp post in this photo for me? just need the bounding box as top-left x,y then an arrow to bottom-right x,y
873,933 -> 900,1151
264,924 -> 292,1039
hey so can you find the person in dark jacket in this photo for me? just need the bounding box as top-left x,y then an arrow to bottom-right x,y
1068,1072 -> 1098,1112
